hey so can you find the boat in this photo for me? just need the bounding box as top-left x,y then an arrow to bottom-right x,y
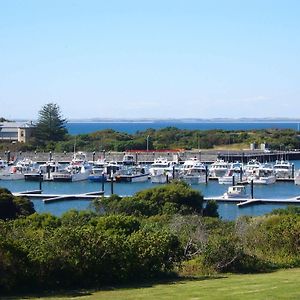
223,185 -> 249,199
149,157 -> 177,183
273,160 -> 293,179
115,166 -> 149,183
122,154 -> 136,166
24,161 -> 63,181
247,164 -> 276,184
52,152 -> 91,182
180,158 -> 207,184
88,167 -> 107,182
0,158 -> 38,180
218,162 -> 244,185
243,159 -> 261,177
209,159 -> 229,178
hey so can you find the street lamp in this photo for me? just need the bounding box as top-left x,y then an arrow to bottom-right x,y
146,135 -> 150,151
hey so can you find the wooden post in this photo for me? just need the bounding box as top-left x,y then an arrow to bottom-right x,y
166,174 -> 169,184
251,180 -> 254,199
205,165 -> 208,184
232,175 -> 235,186
172,165 -> 175,179
292,163 -> 295,179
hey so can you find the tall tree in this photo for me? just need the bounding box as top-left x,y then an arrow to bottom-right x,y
35,103 -> 68,143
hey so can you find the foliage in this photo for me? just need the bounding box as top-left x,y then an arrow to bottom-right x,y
0,188 -> 35,220
35,103 -> 68,144
98,181 -> 203,217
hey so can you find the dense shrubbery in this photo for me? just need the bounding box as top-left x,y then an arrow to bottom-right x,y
1,183 -> 300,294
14,127 -> 300,152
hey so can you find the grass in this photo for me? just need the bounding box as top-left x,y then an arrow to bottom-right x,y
10,268 -> 300,300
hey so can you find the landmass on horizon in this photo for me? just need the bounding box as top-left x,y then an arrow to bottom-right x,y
13,117 -> 300,123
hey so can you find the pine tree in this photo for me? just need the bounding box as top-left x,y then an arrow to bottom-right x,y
35,103 -> 68,143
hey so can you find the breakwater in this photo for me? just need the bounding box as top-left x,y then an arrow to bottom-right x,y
2,149 -> 300,164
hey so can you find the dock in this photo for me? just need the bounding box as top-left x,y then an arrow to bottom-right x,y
204,196 -> 300,207
13,190 -> 104,203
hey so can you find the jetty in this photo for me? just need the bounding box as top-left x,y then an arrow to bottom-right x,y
204,196 -> 300,207
13,190 -> 104,203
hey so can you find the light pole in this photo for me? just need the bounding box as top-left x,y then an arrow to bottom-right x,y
146,135 -> 150,151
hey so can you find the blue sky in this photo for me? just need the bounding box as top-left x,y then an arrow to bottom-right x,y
1,0 -> 300,119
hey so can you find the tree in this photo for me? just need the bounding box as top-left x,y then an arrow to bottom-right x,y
35,103 -> 68,144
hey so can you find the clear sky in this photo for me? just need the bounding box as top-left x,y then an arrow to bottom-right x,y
1,0 -> 300,120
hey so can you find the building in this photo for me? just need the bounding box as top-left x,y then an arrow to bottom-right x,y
0,121 -> 35,143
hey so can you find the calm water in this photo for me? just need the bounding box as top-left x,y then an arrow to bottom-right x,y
1,160 -> 300,221
67,122 -> 300,135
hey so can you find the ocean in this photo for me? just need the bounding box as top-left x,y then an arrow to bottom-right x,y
67,121 -> 300,135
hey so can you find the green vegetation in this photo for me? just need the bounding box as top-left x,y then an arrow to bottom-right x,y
30,127 -> 300,152
0,188 -> 35,220
24,268 -> 300,300
1,183 -> 300,297
35,103 -> 68,145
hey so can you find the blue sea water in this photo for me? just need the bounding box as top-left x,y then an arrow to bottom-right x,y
67,121 -> 300,135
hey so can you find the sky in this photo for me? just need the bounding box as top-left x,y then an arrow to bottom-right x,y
1,0 -> 300,120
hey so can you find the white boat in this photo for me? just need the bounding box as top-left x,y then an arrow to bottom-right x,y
218,162 -> 244,185
273,160 -> 293,179
0,158 -> 38,180
115,166 -> 149,183
209,159 -> 229,178
294,170 -> 300,185
149,157 -> 177,183
180,158 -> 206,184
122,154 -> 136,166
52,165 -> 91,182
243,159 -> 261,177
52,152 -> 91,182
247,164 -> 276,185
223,185 -> 249,199
24,161 -> 63,181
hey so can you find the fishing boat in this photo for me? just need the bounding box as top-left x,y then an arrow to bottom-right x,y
122,154 -> 136,166
24,161 -> 63,181
52,152 -> 91,182
0,158 -> 38,180
115,166 -> 149,183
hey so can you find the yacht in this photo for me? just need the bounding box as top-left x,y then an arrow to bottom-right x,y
209,159 -> 229,178
273,160 -> 293,179
180,158 -> 207,184
88,159 -> 108,182
0,159 -> 8,169
243,159 -> 261,178
218,162 -> 244,185
247,164 -> 276,185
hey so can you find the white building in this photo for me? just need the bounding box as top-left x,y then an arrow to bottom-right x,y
0,121 -> 35,143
